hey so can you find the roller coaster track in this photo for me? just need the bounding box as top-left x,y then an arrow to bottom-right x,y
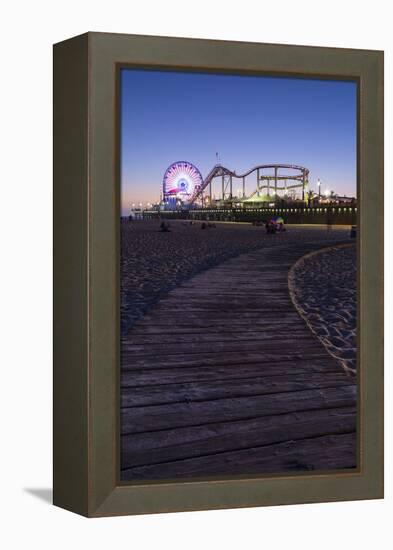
188,163 -> 309,205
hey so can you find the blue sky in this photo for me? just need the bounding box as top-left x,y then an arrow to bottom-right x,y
120,68 -> 357,215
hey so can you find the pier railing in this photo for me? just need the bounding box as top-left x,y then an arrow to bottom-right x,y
140,206 -> 357,225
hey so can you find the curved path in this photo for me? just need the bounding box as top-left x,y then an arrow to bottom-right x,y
121,239 -> 357,480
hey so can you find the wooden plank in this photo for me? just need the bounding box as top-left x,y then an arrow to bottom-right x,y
121,372 -> 353,407
121,385 -> 356,434
130,321 -> 303,333
121,407 -> 356,468
121,360 -> 344,387
149,305 -> 303,312
121,329 -> 311,346
121,350 -> 332,370
121,338 -> 325,356
121,433 -> 357,480
137,312 -> 302,322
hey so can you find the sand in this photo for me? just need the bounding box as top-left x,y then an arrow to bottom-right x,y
289,244 -> 357,374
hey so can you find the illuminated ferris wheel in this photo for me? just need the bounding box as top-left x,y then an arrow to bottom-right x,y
163,161 -> 203,202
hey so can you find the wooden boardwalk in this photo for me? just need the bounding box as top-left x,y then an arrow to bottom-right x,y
121,239 -> 357,480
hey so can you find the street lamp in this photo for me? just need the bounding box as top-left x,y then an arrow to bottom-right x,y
317,179 -> 321,198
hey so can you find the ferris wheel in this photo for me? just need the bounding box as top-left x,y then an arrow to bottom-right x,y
163,161 -> 203,201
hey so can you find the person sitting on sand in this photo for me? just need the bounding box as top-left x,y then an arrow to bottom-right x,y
265,221 -> 276,234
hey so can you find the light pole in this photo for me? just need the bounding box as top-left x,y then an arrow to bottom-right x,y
317,179 -> 321,198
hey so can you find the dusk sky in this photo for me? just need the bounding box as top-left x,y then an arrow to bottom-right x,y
120,68 -> 357,215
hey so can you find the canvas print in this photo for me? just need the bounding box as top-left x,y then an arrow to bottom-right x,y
119,69 -> 357,481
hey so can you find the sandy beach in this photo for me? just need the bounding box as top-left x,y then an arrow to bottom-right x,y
289,244 -> 357,374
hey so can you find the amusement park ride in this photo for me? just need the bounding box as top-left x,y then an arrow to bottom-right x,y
161,160 -> 310,209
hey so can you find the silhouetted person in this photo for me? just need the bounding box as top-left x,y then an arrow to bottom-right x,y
160,221 -> 170,232
265,221 -> 276,234
326,210 -> 333,232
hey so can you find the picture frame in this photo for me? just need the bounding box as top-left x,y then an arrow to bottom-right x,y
53,32 -> 383,517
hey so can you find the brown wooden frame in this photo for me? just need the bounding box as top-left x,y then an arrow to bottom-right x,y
53,32 -> 383,517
